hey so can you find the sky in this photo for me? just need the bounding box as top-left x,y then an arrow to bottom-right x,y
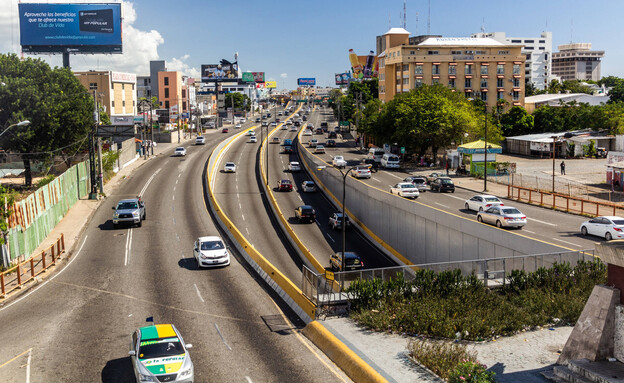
1,0 -> 623,90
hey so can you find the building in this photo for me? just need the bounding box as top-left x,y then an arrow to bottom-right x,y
471,31 -> 552,90
74,70 -> 137,118
157,71 -> 188,113
378,28 -> 526,109
149,60 -> 166,101
552,43 -> 604,82
137,75 -> 151,99
524,93 -> 610,113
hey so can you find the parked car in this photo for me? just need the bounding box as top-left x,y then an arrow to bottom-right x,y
403,176 -> 427,192
277,179 -> 293,191
174,147 -> 187,156
288,161 -> 301,172
351,165 -> 371,179
314,145 -> 326,154
255,117 -> 261,123
363,159 -> 379,172
477,206 -> 527,229
326,139 -> 336,147
223,162 -> 237,173
390,183 -> 420,199
112,198 -> 146,228
270,122 -> 277,127
235,123 -> 242,129
580,216 -> 624,241
195,136 -> 205,145
330,252 -> 363,271
328,212 -> 351,230
193,236 -> 230,267
464,195 -> 504,212
332,156 -> 347,168
239,118 -> 246,123
430,177 -> 455,193
294,205 -> 316,223
301,181 -> 317,192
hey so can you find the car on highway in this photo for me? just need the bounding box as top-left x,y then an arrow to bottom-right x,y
283,139 -> 293,146
129,324 -> 194,383
403,176 -> 427,192
193,236 -> 230,267
261,121 -> 268,127
330,252 -> 363,271
363,159 -> 379,172
240,117 -> 246,123
314,145 -> 326,154
295,205 -> 316,223
255,117 -> 261,123
430,177 -> 455,193
271,122 -> 277,127
271,137 -> 281,144
308,138 -> 318,148
286,120 -> 293,125
328,212 -> 351,230
290,125 -> 298,132
390,183 -> 420,199
580,216 -> 624,241
288,161 -> 301,172
235,123 -> 242,129
426,172 -> 442,184
277,179 -> 293,192
247,129 -> 256,136
477,206 -> 527,229
223,162 -> 237,173
315,128 -> 323,135
195,136 -> 205,145
224,118 -> 232,124
278,111 -> 283,116
326,139 -> 336,147
222,128 -> 229,133
302,129 -> 312,136
332,156 -> 347,168
249,136 -> 257,143
351,165 -> 371,179
281,145 -> 293,154
302,115 -> 308,121
327,131 -> 338,139
174,147 -> 187,156
301,181 -> 317,192
112,198 -> 146,228
464,195 -> 504,212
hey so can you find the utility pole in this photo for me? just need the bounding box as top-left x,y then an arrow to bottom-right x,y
97,136 -> 104,193
177,99 -> 181,143
88,90 -> 99,200
483,104 -> 488,193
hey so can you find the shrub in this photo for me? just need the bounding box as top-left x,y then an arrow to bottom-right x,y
449,360 -> 497,383
408,339 -> 484,381
102,150 -> 120,181
36,175 -> 55,188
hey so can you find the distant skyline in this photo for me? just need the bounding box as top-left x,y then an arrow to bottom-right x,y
1,0 -> 622,89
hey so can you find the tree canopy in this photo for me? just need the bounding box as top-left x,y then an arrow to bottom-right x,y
224,92 -> 251,112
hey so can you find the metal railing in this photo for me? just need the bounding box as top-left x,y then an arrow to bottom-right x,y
0,234 -> 65,298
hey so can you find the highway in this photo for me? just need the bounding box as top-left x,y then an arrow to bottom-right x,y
0,124 -> 347,382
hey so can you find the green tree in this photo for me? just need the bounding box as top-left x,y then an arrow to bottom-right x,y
525,82 -> 545,97
224,92 -> 251,112
598,76 -> 624,88
0,54 -> 93,185
608,83 -> 624,104
500,106 -> 534,136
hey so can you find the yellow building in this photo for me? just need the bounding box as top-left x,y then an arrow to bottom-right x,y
378,28 -> 526,110
74,70 -> 137,117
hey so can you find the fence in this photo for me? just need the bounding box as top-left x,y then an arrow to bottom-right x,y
5,161 -> 90,263
1,234 -> 65,297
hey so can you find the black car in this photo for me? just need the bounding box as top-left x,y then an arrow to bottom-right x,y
302,115 -> 307,121
330,252 -> 363,271
295,205 -> 316,223
430,177 -> 455,193
327,131 -> 337,139
326,139 -> 336,147
363,159 -> 379,172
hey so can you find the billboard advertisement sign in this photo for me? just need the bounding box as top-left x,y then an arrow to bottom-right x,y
335,72 -> 352,85
348,49 -> 379,80
201,60 -> 239,82
264,81 -> 277,88
242,72 -> 265,82
297,78 -> 316,86
19,3 -> 122,54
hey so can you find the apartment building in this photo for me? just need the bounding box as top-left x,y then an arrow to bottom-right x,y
157,71 -> 189,113
378,28 -> 526,109
552,43 -> 604,81
471,31 -> 552,90
137,75 -> 151,99
74,70 -> 137,117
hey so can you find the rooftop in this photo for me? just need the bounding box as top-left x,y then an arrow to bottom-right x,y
384,27 -> 410,35
417,37 -> 504,46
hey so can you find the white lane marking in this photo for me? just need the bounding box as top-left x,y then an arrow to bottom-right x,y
0,236 -> 88,313
139,168 -> 161,197
176,233 -> 180,242
325,233 -> 335,242
435,202 -> 449,208
444,194 -> 466,201
372,177 -> 381,183
527,218 -> 557,226
178,174 -> 181,178
297,195 -> 303,202
173,186 -> 176,192
245,377 -> 253,383
193,284 -> 205,303
241,214 -> 245,221
384,172 -> 403,180
214,323 -> 232,351
245,228 -> 250,235
173,218 -> 176,225
25,348 -> 31,383
239,202 -> 242,210
553,238 -> 583,247
124,228 -> 133,266
176,179 -> 179,185
523,230 -> 536,234
172,195 -> 175,201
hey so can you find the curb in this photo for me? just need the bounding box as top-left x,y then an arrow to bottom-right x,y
302,321 -> 388,383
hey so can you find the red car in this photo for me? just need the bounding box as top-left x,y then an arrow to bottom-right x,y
222,128 -> 229,133
277,179 -> 293,192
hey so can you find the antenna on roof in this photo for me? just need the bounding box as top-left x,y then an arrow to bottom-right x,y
427,0 -> 431,34
481,17 -> 485,33
415,12 -> 419,35
389,13 -> 391,29
403,0 -> 407,29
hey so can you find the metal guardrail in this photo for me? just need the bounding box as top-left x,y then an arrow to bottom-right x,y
1,234 -> 65,298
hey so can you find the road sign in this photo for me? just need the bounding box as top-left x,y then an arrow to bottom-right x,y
340,121 -> 349,126
181,112 -> 190,119
400,147 -> 405,154
325,270 -> 335,281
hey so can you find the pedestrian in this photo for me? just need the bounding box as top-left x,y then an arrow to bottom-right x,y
445,160 -> 450,176
560,160 -> 566,175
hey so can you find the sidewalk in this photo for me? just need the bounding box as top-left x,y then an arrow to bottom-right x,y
0,133 -> 198,301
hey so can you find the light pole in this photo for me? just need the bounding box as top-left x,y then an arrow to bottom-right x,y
1,120 -> 31,137
551,135 -> 558,193
483,104 -> 488,192
336,166 -> 356,290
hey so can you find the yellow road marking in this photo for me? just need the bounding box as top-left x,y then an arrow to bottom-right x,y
0,348 -> 32,370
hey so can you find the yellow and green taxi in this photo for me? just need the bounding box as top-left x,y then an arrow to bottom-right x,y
129,324 -> 194,382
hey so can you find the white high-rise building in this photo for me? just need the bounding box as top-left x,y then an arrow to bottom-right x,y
471,31 -> 552,90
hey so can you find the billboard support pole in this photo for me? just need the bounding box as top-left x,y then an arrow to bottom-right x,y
62,52 -> 70,68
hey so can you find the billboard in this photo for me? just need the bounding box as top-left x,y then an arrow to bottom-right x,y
335,72 -> 352,85
265,81 -> 277,88
19,3 -> 122,54
297,78 -> 316,86
348,49 -> 379,80
201,60 -> 239,82
242,72 -> 265,82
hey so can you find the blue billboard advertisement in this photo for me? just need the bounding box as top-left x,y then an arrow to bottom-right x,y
19,3 -> 122,54
297,78 -> 316,86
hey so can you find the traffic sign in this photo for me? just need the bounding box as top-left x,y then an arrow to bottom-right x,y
400,147 -> 406,154
340,121 -> 349,126
325,270 -> 335,281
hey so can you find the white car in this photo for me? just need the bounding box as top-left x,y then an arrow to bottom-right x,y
332,156 -> 347,168
174,147 -> 186,156
352,165 -> 371,179
247,130 -> 256,136
193,236 -> 230,267
240,118 -> 246,123
224,162 -> 237,173
290,125 -> 298,132
195,136 -> 205,145
303,129 -> 313,136
235,123 -> 242,128
286,120 -> 293,125
390,183 -> 420,199
477,206 -> 527,229
301,181 -> 317,192
288,161 -> 301,172
580,216 -> 624,241
464,195 -> 505,212
308,138 -> 318,148
249,136 -> 257,143
314,145 -> 325,154
271,122 -> 277,127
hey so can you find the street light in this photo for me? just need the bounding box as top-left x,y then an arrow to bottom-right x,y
1,120 -> 31,138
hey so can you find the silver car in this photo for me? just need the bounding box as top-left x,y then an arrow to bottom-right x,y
193,236 -> 230,267
403,176 -> 427,192
112,198 -> 145,228
477,206 -> 527,229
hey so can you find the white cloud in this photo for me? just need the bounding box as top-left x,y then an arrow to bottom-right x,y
280,73 -> 288,79
167,54 -> 200,79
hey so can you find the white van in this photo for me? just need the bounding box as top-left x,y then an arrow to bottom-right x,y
381,153 -> 400,169
368,148 -> 386,163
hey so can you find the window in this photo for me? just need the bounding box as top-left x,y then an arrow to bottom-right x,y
448,65 -> 456,75
464,91 -> 472,98
396,79 -> 401,85
182,89 -> 186,98
498,50 -> 509,55
403,78 -> 409,85
397,50 -> 400,56
414,64 -> 423,75
497,78 -> 504,88
164,77 -> 169,86
475,50 -> 486,55
112,100 -> 115,107
512,91 -> 520,101
480,92 -> 488,102
448,78 -> 455,88
465,64 -> 472,75
525,46 -> 534,50
497,64 -> 505,74
480,78 -> 488,88
511,39 -> 521,43
164,101 -> 170,109
183,102 -> 187,110
143,78 -> 149,86
122,100 -> 125,107
410,50 -> 415,55
402,64 -> 409,71
526,53 -> 532,60
89,82 -> 97,90
432,64 -> 440,75
428,50 -> 439,55
164,88 -> 169,98
480,65 -> 488,75
513,64 -> 521,74
451,50 -> 462,55
524,39 -> 534,43
539,47 -> 545,50
414,79 -> 422,88
497,91 -> 504,101
432,78 -> 439,85
465,50 -> 474,54
513,78 -> 520,87
464,78 -> 472,88
539,40 -> 545,44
